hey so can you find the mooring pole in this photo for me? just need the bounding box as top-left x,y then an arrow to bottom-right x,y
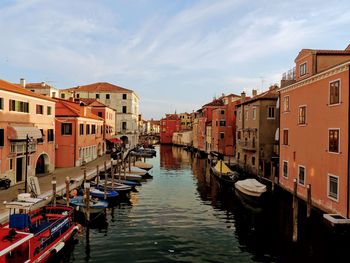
124,160 -> 127,180
128,154 -> 131,172
83,169 -> 87,185
96,165 -> 100,186
84,182 -> 90,222
65,176 -> 70,207
292,178 -> 298,242
52,174 -> 57,206
307,184 -> 312,218
111,161 -> 115,190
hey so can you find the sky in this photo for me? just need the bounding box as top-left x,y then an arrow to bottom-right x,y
0,0 -> 349,119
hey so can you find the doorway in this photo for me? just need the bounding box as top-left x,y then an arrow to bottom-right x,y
16,157 -> 24,183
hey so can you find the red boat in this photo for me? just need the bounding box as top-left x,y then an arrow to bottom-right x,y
0,203 -> 79,263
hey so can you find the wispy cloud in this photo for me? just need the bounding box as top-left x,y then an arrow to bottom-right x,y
1,0 -> 350,118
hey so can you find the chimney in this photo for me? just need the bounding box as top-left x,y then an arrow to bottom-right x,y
252,89 -> 257,97
41,82 -> 46,87
20,78 -> 26,88
241,91 -> 246,103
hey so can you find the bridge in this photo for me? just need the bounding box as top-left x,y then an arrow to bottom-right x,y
139,133 -> 160,145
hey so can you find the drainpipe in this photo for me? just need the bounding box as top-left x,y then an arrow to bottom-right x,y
347,66 -> 350,218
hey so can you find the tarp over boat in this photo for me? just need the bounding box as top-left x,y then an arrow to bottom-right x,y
213,160 -> 233,175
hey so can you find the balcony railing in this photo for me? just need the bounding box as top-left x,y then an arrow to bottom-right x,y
282,67 -> 296,81
238,140 -> 256,151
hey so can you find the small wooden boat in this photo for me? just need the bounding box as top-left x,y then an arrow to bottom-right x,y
91,180 -> 132,194
69,196 -> 108,214
90,187 -> 119,200
134,161 -> 153,171
115,179 -> 141,186
1,198 -> 79,262
235,178 -> 267,198
119,173 -> 143,182
122,166 -> 147,176
211,160 -> 239,185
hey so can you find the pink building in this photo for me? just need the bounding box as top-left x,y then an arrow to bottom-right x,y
279,45 -> 350,217
54,99 -> 104,167
0,79 -> 55,186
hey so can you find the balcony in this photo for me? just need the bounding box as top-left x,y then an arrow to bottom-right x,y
10,141 -> 36,154
238,139 -> 256,151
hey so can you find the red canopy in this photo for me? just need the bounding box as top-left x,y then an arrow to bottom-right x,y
108,138 -> 122,144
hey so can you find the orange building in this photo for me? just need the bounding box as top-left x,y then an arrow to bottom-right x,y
0,79 -> 55,186
279,45 -> 350,217
54,99 -> 104,167
160,114 -> 180,144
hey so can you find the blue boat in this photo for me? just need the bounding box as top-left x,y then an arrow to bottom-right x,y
115,179 -> 141,186
90,187 -> 119,199
69,196 -> 108,214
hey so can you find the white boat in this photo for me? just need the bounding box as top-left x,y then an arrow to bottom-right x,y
122,166 -> 147,176
235,178 -> 267,198
134,161 -> 153,171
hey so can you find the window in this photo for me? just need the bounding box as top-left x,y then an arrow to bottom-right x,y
219,120 -> 226,126
52,92 -> 56,98
237,131 -> 241,140
0,97 -> 3,110
47,129 -> 54,142
76,93 -> 80,99
36,105 -> 43,114
220,132 -> 225,139
283,129 -> 289,145
92,125 -> 96,134
220,110 -> 225,115
283,96 -> 290,112
61,93 -> 65,99
122,94 -> 127,100
37,129 -> 44,144
330,80 -> 340,105
122,106 -> 127,113
283,161 -> 288,178
79,124 -> 84,135
298,106 -> 306,124
96,94 -> 100,99
9,159 -> 13,170
267,106 -> 275,119
238,110 -> 242,121
328,175 -> 339,201
86,124 -> 90,135
298,166 -> 305,186
329,129 -> 340,153
47,106 -> 52,115
122,122 -> 127,130
106,94 -> 110,99
300,62 -> 307,76
252,108 -> 256,120
237,152 -> 240,160
9,100 -> 29,113
0,129 -> 4,146
98,112 -> 103,117
61,123 -> 72,135
252,156 -> 255,166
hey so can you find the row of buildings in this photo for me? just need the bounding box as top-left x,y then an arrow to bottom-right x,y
161,44 -> 350,219
0,79 -> 140,186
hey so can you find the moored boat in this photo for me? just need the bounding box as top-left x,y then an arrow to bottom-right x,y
134,161 -> 153,171
234,178 -> 267,199
0,201 -> 79,263
211,160 -> 239,185
90,187 -> 119,200
69,196 -> 108,215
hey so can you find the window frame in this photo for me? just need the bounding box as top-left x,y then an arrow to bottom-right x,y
300,62 -> 307,76
47,106 -> 52,115
329,79 -> 341,106
0,97 -> 3,110
328,128 -> 340,154
327,174 -> 339,202
47,129 -> 54,142
267,106 -> 275,119
283,160 -> 288,178
283,96 -> 290,112
79,124 -> 84,135
61,123 -> 72,135
122,94 -> 127,100
122,106 -> 127,114
252,107 -> 256,120
298,105 -> 307,125
0,128 -> 4,146
283,129 -> 289,146
298,165 -> 306,186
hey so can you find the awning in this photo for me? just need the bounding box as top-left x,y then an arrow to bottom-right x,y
108,138 -> 122,144
8,126 -> 42,140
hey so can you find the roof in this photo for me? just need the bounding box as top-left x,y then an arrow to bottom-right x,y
203,98 -> 224,107
162,114 -> 180,120
237,86 -> 279,106
54,98 -> 103,121
62,82 -> 133,93
78,98 -> 115,110
24,82 -> 56,90
0,79 -> 55,102
296,45 -> 350,61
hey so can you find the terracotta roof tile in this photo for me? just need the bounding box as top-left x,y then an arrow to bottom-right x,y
238,86 -> 278,106
54,98 -> 103,121
203,98 -> 224,107
62,82 -> 133,93
0,79 -> 55,102
24,82 -> 56,90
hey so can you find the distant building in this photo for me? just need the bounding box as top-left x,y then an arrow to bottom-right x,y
54,98 -> 104,167
279,45 -> 350,217
60,82 -> 139,148
21,79 -> 59,98
178,112 -> 192,130
160,114 -> 180,144
172,131 -> 193,146
236,87 -> 279,177
0,79 -> 55,185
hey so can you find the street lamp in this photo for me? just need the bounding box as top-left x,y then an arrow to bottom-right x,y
25,134 -> 33,193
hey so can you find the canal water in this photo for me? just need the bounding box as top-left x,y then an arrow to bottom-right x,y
58,145 -> 350,263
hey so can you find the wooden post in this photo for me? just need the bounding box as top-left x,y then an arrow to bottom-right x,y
220,160 -> 223,176
65,176 -> 70,207
96,165 -> 100,186
111,161 -> 115,190
128,154 -> 131,172
292,178 -> 298,242
84,182 -> 90,222
83,169 -> 87,185
133,155 -> 136,166
307,184 -> 312,218
118,155 -> 122,180
52,174 -> 57,206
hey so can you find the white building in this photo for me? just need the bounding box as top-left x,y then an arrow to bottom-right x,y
22,79 -> 59,98
60,82 -> 139,148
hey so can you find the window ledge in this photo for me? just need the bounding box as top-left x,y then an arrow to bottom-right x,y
298,182 -> 306,187
328,196 -> 339,203
298,123 -> 307,126
327,150 -> 341,155
328,102 -> 341,107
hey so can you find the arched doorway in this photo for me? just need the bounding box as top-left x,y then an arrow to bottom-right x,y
36,154 -> 49,175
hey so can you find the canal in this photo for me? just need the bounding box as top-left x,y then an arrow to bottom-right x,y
58,145 -> 350,263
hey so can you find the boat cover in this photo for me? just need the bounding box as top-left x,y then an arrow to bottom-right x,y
213,161 -> 233,175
